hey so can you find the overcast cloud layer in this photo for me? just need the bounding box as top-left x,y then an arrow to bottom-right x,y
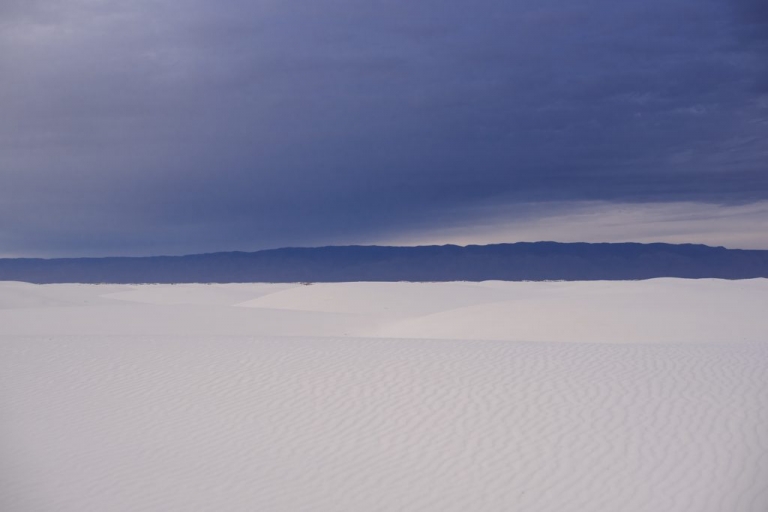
1,0 -> 767,256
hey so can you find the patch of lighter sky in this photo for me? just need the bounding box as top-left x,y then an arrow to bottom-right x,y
380,201 -> 768,250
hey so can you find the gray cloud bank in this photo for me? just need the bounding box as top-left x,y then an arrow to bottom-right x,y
1,0 -> 767,256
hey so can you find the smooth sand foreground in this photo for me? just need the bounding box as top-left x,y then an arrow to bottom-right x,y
1,280 -> 767,511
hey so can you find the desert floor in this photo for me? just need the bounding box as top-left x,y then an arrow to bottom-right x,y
2,279 -> 767,511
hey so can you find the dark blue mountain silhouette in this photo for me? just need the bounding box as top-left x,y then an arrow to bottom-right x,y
1,242 -> 767,284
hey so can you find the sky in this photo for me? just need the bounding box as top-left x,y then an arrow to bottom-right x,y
1,0 -> 767,257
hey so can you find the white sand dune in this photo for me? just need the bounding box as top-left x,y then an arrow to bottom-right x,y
2,279 -> 766,342
1,279 -> 767,511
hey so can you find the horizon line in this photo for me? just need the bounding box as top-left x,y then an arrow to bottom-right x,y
1,240 -> 752,261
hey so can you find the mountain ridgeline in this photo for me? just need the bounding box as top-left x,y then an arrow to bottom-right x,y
1,243 -> 767,284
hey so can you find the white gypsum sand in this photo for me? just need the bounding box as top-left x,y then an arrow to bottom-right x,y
1,279 -> 767,511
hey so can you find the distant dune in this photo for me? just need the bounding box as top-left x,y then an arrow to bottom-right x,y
2,242 -> 768,283
2,280 -> 767,511
3,279 -> 765,342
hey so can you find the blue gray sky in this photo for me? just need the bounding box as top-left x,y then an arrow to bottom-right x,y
1,0 -> 767,256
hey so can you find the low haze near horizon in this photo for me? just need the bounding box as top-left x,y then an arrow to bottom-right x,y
2,0 -> 767,257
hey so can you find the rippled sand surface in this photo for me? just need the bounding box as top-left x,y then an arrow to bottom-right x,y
2,280 -> 767,511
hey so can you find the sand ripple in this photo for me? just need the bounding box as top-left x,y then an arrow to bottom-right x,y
2,336 -> 767,511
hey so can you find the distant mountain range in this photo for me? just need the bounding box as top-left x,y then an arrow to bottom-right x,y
1,242 -> 768,284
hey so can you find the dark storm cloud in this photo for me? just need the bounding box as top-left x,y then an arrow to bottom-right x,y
1,0 -> 767,256
733,0 -> 768,27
